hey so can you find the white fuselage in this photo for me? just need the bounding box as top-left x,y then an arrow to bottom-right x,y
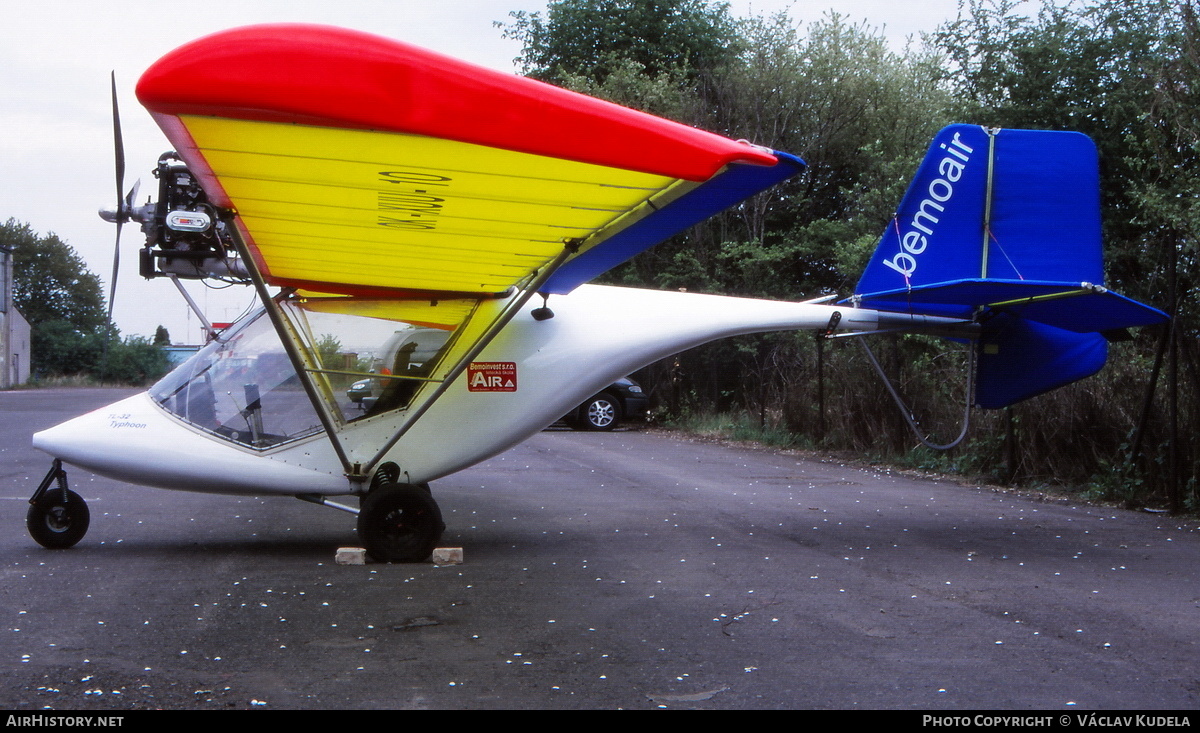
32,285 -> 895,496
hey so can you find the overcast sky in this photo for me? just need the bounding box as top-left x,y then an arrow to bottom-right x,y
3,0 -> 973,342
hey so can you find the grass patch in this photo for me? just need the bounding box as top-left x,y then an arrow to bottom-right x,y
14,374 -> 152,389
664,411 -> 811,450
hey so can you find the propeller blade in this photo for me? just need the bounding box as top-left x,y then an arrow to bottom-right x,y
108,222 -> 121,320
108,71 -> 125,321
125,179 -> 140,210
111,71 -> 125,215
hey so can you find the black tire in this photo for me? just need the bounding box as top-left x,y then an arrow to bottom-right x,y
579,392 -> 621,431
27,489 -> 90,549
357,483 -> 445,562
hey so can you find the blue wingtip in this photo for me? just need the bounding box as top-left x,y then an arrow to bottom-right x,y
541,151 -> 805,294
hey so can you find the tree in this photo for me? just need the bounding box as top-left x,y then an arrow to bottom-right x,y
704,12 -> 954,292
314,333 -> 344,369
1128,1 -> 1200,322
933,0 -> 1184,302
500,3 -> 957,420
2,219 -> 112,377
934,0 -> 1199,505
498,0 -> 740,87
1,219 -> 170,384
493,0 -> 1193,503
102,335 -> 170,385
580,11 -> 955,298
4,219 -> 107,332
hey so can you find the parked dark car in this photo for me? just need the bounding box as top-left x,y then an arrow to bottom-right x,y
349,375 -> 648,430
561,376 -> 649,431
347,378 -> 375,405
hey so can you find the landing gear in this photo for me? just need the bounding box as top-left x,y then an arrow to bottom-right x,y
27,460 -> 90,549
357,483 -> 445,563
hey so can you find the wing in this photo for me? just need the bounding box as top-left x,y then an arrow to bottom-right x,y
136,24 -> 805,300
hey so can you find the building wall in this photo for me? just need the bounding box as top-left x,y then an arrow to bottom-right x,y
0,308 -> 30,388
8,308 -> 30,386
1,245 -> 30,388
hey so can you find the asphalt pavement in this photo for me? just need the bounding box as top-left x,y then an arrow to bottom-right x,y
2,388 -> 1199,710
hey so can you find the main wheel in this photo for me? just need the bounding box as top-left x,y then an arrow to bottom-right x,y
27,489 -> 90,549
579,393 -> 621,431
357,483 -> 445,562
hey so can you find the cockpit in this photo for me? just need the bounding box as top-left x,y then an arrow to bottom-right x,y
149,296 -> 462,450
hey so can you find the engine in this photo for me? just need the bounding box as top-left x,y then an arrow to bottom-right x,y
102,152 -> 248,282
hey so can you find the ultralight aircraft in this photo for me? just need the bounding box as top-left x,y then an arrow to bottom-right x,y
26,24 -> 1168,562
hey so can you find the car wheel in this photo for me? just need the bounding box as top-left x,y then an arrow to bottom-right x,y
580,393 -> 621,431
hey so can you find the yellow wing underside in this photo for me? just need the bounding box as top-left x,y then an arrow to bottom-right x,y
179,116 -> 696,297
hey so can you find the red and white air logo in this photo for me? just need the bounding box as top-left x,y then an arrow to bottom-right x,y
467,362 -> 517,392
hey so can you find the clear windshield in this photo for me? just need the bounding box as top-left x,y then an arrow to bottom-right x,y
149,296 -> 464,448
149,310 -> 324,449
280,298 -> 457,422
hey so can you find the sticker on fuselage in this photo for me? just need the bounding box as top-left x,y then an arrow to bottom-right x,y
107,413 -> 147,429
467,362 -> 517,392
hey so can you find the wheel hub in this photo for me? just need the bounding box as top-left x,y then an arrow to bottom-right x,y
44,505 -> 72,533
588,401 -> 615,427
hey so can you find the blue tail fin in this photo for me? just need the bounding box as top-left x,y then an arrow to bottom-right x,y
850,125 -> 1167,408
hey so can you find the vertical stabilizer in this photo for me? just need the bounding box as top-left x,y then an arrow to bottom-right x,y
849,125 -> 1166,409
856,125 -> 1104,302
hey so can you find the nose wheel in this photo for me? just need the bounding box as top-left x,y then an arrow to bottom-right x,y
27,460 -> 90,549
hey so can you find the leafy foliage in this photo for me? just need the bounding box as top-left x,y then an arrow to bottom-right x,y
5,219 -> 106,332
498,0 -> 740,86
99,335 -> 171,385
933,0 -> 1199,506
935,0 -> 1187,302
1,219 -> 168,385
570,10 -> 957,299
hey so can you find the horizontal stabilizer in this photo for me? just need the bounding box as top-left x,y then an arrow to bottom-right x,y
855,279 -> 1167,333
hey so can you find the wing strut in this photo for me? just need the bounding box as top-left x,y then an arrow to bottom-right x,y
233,225 -> 357,476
